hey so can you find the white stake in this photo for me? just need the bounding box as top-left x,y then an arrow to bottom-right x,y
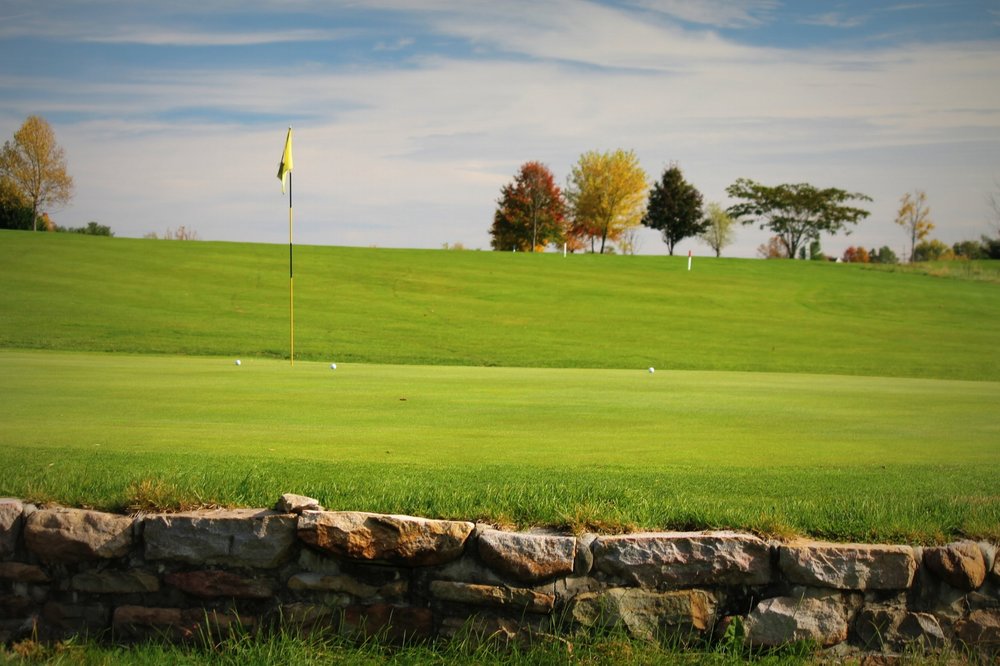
563,242 -> 567,258
687,249 -> 692,271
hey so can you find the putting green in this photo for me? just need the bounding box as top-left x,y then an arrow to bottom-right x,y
2,350 -> 996,542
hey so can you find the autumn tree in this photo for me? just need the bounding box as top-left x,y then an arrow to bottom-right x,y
565,149 -> 648,254
894,190 -> 933,263
490,161 -> 566,252
640,164 -> 704,255
0,116 -> 73,231
841,246 -> 870,263
699,202 -> 736,257
726,179 -> 871,259
757,235 -> 788,259
0,177 -> 33,230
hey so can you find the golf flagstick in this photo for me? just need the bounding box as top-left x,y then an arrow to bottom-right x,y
278,128 -> 294,366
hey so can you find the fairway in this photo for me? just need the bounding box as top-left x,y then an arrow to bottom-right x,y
2,350 -> 997,543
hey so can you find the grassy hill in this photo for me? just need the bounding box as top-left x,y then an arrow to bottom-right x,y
2,230 -> 998,380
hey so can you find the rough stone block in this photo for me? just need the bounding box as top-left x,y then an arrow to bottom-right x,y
779,542 -> 917,590
0,561 -> 49,583
276,493 -> 323,514
144,509 -> 296,568
287,572 -> 377,598
298,511 -> 474,567
856,606 -> 945,650
592,531 -> 771,588
477,529 -> 576,583
0,595 -> 34,619
164,570 -> 274,598
429,580 -> 554,613
279,602 -> 336,627
24,508 -> 133,563
42,602 -> 110,634
113,605 -> 256,641
0,499 -> 24,558
924,541 -> 987,591
569,588 -> 712,640
72,570 -> 159,594
342,603 -> 433,642
744,595 -> 848,648
955,609 -> 1000,655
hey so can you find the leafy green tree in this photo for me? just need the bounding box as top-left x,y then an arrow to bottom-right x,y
699,202 -> 736,257
565,149 -> 648,254
490,162 -> 566,252
869,246 -> 898,264
895,190 -> 933,263
642,165 -> 704,255
0,116 -> 73,231
726,179 -> 871,259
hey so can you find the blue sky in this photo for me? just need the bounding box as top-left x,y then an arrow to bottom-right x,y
1,0 -> 998,257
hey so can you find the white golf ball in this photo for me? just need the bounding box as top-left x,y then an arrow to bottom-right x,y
235,359 -> 241,366
330,363 -> 337,370
648,367 -> 655,373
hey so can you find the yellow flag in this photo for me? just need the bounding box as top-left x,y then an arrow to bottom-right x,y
277,127 -> 293,194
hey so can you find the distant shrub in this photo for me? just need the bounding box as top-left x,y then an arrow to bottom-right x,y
912,239 -> 953,262
869,246 -> 898,264
66,221 -> 113,236
842,246 -> 870,263
982,236 -> 1000,259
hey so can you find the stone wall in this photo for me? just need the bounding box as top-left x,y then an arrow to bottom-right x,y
1,495 -> 997,657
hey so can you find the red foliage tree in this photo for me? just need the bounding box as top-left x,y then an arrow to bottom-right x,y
490,162 -> 566,252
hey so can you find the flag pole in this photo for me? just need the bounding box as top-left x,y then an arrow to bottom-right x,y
289,170 -> 294,366
278,126 -> 295,367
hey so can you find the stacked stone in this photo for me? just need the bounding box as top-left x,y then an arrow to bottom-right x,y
0,496 -> 997,658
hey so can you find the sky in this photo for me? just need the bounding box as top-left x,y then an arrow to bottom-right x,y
1,0 -> 999,257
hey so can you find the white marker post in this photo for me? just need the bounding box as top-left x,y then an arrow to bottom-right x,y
563,242 -> 567,258
687,249 -> 692,271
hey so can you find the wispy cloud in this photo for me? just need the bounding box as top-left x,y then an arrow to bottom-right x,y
799,12 -> 868,29
1,1 -> 998,255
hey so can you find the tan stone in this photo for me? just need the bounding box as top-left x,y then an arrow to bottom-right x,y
72,570 -> 159,593
569,588 -> 712,640
429,580 -> 554,613
0,499 -> 24,558
592,531 -> 771,588
298,511 -> 474,566
744,596 -> 848,648
779,542 -> 917,590
276,493 -> 323,514
164,570 -> 273,598
924,541 -> 987,591
0,561 -> 49,583
25,508 -> 133,563
144,509 -> 296,568
477,529 -> 576,583
955,609 -> 1000,654
287,572 -> 377,598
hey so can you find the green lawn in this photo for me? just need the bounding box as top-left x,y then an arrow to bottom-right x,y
2,350 -> 996,543
2,231 -> 998,543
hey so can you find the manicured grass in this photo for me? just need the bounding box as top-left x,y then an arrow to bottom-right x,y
2,231 -> 999,380
2,350 -> 996,543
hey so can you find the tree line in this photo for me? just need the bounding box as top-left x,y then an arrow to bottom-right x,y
490,150 -> 873,258
490,151 -> 1000,261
